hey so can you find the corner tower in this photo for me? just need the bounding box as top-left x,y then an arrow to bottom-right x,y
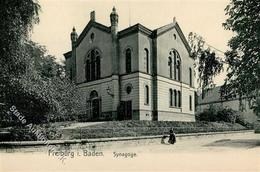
110,6 -> 119,38
70,27 -> 78,82
110,6 -> 119,74
110,7 -> 120,119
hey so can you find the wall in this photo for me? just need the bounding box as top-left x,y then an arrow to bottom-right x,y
75,27 -> 113,84
71,22 -> 196,122
156,76 -> 195,121
156,27 -> 194,86
120,73 -> 140,120
77,77 -> 114,119
153,26 -> 195,122
65,57 -> 72,76
118,33 -> 139,75
138,73 -> 153,120
138,32 -> 153,74
119,72 -> 154,121
197,99 -> 258,123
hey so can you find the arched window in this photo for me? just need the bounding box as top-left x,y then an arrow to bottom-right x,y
85,60 -> 90,81
174,89 -> 177,107
189,67 -> 192,86
173,51 -> 176,79
96,56 -> 100,79
126,48 -> 131,73
170,49 -> 181,81
90,33 -> 95,42
178,91 -> 182,107
90,50 -> 96,80
144,48 -> 149,73
176,60 -> 181,81
173,34 -> 177,40
169,89 -> 173,107
168,57 -> 172,78
189,95 -> 192,110
88,90 -> 101,120
90,90 -> 98,99
85,49 -> 101,81
145,85 -> 149,105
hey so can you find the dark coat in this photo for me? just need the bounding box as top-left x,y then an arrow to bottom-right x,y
168,130 -> 176,144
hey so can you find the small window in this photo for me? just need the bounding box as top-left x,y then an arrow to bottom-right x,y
173,34 -> 177,40
145,85 -> 149,105
189,67 -> 192,87
168,57 -> 172,78
90,33 -> 95,42
176,60 -> 181,81
189,95 -> 192,111
126,86 -> 132,94
169,89 -> 173,107
144,48 -> 149,73
178,91 -> 182,107
174,90 -> 177,107
126,48 -> 131,73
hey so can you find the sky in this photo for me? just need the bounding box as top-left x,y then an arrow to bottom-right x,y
31,0 -> 233,86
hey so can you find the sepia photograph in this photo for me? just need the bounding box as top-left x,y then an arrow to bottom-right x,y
0,0 -> 260,171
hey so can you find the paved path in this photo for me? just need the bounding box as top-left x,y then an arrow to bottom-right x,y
1,132 -> 259,172
62,122 -> 105,129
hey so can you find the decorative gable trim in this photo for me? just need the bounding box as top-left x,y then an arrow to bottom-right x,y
174,23 -> 192,54
76,21 -> 111,47
153,22 -> 191,54
74,20 -> 192,57
118,23 -> 153,39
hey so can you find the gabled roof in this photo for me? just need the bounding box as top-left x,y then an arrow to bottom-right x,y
153,22 -> 191,53
117,21 -> 191,53
76,21 -> 111,47
118,23 -> 153,39
74,19 -> 191,54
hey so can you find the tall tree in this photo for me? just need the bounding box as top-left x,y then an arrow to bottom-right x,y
0,1 -> 81,124
0,0 -> 40,105
223,0 -> 260,116
188,32 -> 224,97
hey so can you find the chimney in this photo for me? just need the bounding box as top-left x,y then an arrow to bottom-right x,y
90,11 -> 95,21
173,16 -> 176,23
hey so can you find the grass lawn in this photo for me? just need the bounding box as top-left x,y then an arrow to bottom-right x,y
2,120 -> 248,141
61,120 -> 247,140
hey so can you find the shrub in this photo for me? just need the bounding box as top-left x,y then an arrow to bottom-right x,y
236,113 -> 254,129
196,104 -> 218,122
217,108 -> 238,123
8,127 -> 37,141
6,125 -> 63,141
197,105 -> 239,124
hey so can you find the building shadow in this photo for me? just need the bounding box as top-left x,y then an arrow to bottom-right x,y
204,139 -> 260,149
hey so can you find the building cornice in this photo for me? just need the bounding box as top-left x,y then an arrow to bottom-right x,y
118,23 -> 153,39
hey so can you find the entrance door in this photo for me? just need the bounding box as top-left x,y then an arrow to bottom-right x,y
119,101 -> 132,120
92,98 -> 100,120
88,90 -> 101,121
125,101 -> 132,120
